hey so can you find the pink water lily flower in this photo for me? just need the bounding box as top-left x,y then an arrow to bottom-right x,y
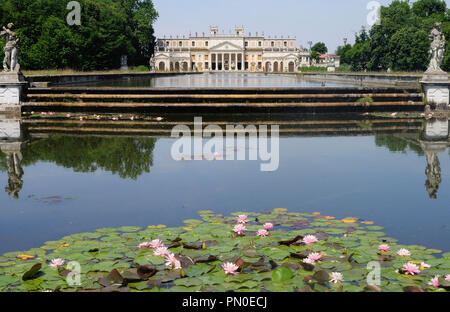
222,262 -> 239,276
138,242 -> 152,249
428,276 -> 440,287
154,246 -> 170,257
164,253 -> 182,270
302,235 -> 319,245
49,258 -> 65,268
421,262 -> 431,269
150,239 -> 165,249
303,258 -> 315,265
234,224 -> 246,235
264,223 -> 274,230
330,272 -> 344,283
256,229 -> 269,237
378,244 -> 390,252
397,248 -> 411,257
237,215 -> 248,224
402,263 -> 420,275
445,274 -> 450,281
307,252 -> 323,262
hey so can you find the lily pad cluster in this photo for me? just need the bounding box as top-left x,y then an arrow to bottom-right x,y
0,209 -> 449,292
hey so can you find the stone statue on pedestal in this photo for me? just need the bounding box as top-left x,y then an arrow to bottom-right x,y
426,22 -> 445,74
149,55 -> 156,72
0,23 -> 20,72
421,22 -> 450,110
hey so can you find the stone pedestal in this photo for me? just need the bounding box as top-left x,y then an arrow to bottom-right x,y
120,55 -> 129,71
421,71 -> 450,110
0,72 -> 27,113
422,118 -> 449,141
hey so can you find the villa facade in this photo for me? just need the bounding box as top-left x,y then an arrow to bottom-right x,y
153,26 -> 310,73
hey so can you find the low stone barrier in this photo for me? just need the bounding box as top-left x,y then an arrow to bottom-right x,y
25,72 -> 202,87
302,73 -> 424,87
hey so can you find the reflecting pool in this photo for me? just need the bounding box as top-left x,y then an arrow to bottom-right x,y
76,73 -> 357,88
0,114 -> 449,254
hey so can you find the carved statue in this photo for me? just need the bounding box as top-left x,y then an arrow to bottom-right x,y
426,22 -> 446,73
149,55 -> 156,72
0,23 -> 20,72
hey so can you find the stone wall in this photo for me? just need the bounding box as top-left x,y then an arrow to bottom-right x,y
302,73 -> 424,87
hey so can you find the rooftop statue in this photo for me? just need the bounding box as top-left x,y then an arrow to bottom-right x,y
426,22 -> 446,73
0,23 -> 20,72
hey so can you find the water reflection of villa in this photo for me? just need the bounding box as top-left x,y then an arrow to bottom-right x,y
0,115 -> 449,199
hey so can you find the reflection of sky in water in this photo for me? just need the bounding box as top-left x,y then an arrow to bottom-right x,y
79,73 -> 356,88
0,135 -> 449,254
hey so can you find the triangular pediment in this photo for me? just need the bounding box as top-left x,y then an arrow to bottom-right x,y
210,41 -> 243,51
155,53 -> 170,59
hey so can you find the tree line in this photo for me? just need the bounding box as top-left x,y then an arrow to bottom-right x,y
334,0 -> 450,72
0,0 -> 158,70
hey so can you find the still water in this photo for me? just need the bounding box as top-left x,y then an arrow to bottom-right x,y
0,114 -> 449,254
77,73 -> 356,88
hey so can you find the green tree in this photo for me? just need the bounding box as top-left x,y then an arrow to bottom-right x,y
311,42 -> 328,55
389,27 -> 429,71
412,0 -> 446,18
340,0 -> 450,72
0,0 -> 158,70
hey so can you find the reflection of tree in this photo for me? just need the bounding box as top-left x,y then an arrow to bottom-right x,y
0,150 -> 6,172
375,135 -> 424,156
425,151 -> 441,199
21,137 -> 157,180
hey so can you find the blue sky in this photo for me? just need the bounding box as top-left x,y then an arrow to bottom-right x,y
153,0 -> 450,53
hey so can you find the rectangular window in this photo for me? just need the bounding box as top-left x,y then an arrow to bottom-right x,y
258,41 -> 262,47
192,41 -> 195,47
205,41 -> 208,46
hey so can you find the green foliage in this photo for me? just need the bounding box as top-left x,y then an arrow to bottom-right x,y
299,66 -> 327,72
0,0 -> 158,70
20,136 -> 157,180
310,42 -> 328,62
338,0 -> 450,72
375,135 -> 424,156
358,96 -> 374,104
311,42 -> 328,55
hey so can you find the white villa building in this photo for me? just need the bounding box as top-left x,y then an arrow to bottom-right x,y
153,26 -> 310,73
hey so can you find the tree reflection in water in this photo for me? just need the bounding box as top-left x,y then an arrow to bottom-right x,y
21,137 -> 158,180
0,137 -> 157,199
